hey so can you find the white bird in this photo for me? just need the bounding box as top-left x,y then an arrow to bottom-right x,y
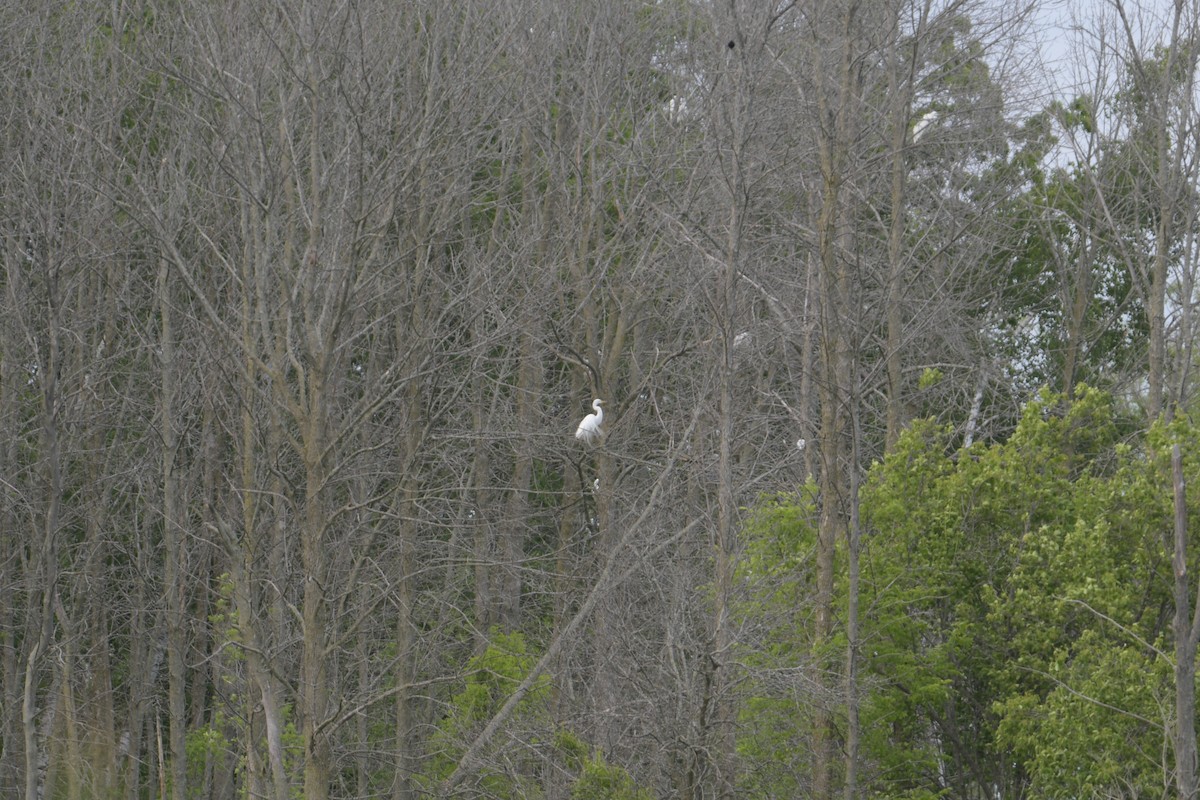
912,109 -> 939,142
575,399 -> 605,445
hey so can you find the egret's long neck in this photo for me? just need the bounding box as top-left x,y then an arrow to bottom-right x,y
593,401 -> 604,424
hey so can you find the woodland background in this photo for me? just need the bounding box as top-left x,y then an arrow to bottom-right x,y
2,0 -> 1200,798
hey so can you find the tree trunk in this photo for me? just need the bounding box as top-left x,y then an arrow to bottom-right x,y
844,396 -> 864,800
393,488 -> 416,800
883,9 -> 910,452
1172,445 -> 1197,800
158,255 -> 189,800
301,388 -> 332,800
813,3 -> 862,794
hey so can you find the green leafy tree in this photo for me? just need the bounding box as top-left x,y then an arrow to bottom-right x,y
989,413 -> 1200,798
737,386 -> 1170,798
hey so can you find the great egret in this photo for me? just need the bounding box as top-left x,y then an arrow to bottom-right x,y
912,109 -> 939,142
575,399 -> 605,445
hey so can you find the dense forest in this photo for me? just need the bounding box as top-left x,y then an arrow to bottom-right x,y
2,0 -> 1199,798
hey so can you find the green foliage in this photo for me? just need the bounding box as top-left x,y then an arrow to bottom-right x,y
995,154 -> 1148,395
916,367 -> 943,390
736,387 -> 1200,798
553,728 -> 590,769
207,572 -> 242,650
738,483 -> 822,598
178,708 -> 302,800
420,638 -> 653,800
183,721 -> 231,798
734,483 -> 833,796
866,386 -> 1135,797
442,629 -> 548,729
547,730 -> 654,800
987,410 -> 1200,798
423,629 -> 551,795
1050,95 -> 1096,134
571,752 -> 653,800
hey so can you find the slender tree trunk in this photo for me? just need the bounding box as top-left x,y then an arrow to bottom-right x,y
233,270 -> 291,800
813,3 -> 861,794
121,582 -> 156,800
301,372 -> 331,800
1145,5 -> 1178,420
883,7 -> 910,452
393,482 -> 417,800
299,10 -> 333,791
710,177 -> 740,800
159,255 -> 189,800
813,350 -> 842,800
712,332 -> 736,800
0,240 -> 18,800
844,393 -> 864,800
25,248 -> 64,800
51,596 -> 82,800
502,323 -> 542,630
1059,237 -> 1092,399
1172,445 -> 1197,800
22,643 -> 42,800
393,371 -> 423,800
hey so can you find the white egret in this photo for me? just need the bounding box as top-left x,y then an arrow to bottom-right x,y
575,399 -> 605,445
912,109 -> 939,142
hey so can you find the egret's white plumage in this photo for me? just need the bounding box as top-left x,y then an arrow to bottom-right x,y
912,109 -> 939,142
575,399 -> 605,445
